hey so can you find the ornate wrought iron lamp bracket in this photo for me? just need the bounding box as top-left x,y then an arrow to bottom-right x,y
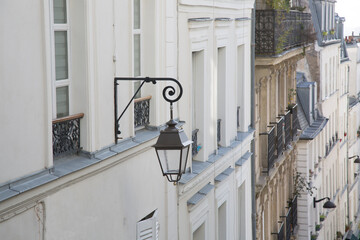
114,77 -> 183,144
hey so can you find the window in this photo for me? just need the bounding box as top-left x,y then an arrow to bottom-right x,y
133,0 -> 141,99
52,0 -> 70,118
192,50 -> 205,160
217,47 -> 226,147
218,201 -> 227,240
136,209 -> 159,240
193,222 -> 206,240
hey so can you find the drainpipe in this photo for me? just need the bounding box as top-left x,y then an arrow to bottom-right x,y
251,1 -> 257,240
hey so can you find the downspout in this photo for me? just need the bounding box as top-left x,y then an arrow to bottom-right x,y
346,65 -> 350,226
251,2 -> 257,240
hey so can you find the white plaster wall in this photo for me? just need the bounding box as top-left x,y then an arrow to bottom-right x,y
44,149 -> 171,240
0,203 -> 44,240
0,0 -> 51,183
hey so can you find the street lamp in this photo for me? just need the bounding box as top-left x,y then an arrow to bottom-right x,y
114,77 -> 192,183
349,155 -> 360,163
313,197 -> 336,209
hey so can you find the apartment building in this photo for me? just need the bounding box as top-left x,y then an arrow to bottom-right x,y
295,0 -> 360,239
0,0 -> 255,239
253,0 -> 312,239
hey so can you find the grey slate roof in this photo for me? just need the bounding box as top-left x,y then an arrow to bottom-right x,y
296,72 -> 328,140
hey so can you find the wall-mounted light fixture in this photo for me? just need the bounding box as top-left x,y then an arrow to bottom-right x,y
313,197 -> 336,209
349,155 -> 360,163
114,77 -> 192,183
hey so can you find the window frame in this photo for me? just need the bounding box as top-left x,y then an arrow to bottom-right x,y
50,0 -> 71,119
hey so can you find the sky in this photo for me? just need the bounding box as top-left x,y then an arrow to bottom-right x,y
336,0 -> 360,36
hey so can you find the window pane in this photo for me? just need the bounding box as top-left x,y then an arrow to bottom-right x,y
53,0 -> 67,24
55,31 -> 68,80
134,34 -> 141,77
133,0 -> 140,29
56,86 -> 69,118
134,81 -> 141,98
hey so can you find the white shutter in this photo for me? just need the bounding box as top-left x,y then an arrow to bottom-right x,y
136,209 -> 159,240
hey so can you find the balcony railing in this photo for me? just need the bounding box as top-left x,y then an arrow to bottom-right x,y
271,116 -> 284,157
287,195 -> 298,239
291,195 -> 297,227
52,113 -> 84,158
284,111 -> 291,147
255,10 -> 312,56
288,104 -> 299,140
134,96 -> 151,128
260,126 -> 276,173
276,116 -> 284,157
192,129 -> 199,157
272,222 -> 285,240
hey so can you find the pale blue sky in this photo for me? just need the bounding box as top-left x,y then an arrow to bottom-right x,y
336,0 -> 360,36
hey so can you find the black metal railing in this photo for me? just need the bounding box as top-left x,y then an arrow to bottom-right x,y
260,126 -> 276,173
291,195 -> 298,227
268,126 -> 276,170
52,113 -> 84,158
284,111 -> 291,147
192,129 -> 199,157
289,104 -> 299,140
276,117 -> 284,157
278,222 -> 285,240
255,10 -> 312,56
134,96 -> 151,128
285,208 -> 292,240
217,119 -> 221,144
284,195 -> 298,240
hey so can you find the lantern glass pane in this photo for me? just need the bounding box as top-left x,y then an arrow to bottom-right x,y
156,149 -> 181,174
180,146 -> 190,173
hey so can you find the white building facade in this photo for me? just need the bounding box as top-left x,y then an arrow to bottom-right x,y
0,0 -> 255,239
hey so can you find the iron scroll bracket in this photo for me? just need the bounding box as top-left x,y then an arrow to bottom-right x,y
114,77 -> 183,144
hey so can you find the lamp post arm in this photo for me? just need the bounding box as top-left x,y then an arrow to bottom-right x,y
114,77 -> 183,144
313,197 -> 330,208
349,155 -> 359,159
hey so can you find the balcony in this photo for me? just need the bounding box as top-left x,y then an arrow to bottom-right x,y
271,116 -> 285,158
272,221 -> 285,240
284,111 -> 291,147
288,104 -> 300,140
285,195 -> 298,240
134,96 -> 151,128
52,113 -> 84,158
260,125 -> 276,173
255,10 -> 312,56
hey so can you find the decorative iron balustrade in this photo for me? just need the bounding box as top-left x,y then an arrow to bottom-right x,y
272,221 -> 285,240
285,208 -> 292,240
255,10 -> 312,56
276,117 -> 284,157
134,96 -> 151,128
217,119 -> 221,144
192,129 -> 199,157
52,113 -> 84,158
289,104 -> 299,140
271,116 -> 284,157
291,195 -> 298,227
268,126 -> 276,170
260,126 -> 276,173
284,111 -> 291,147
278,222 -> 285,240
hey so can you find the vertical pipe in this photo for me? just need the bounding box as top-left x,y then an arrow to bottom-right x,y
251,2 -> 257,240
